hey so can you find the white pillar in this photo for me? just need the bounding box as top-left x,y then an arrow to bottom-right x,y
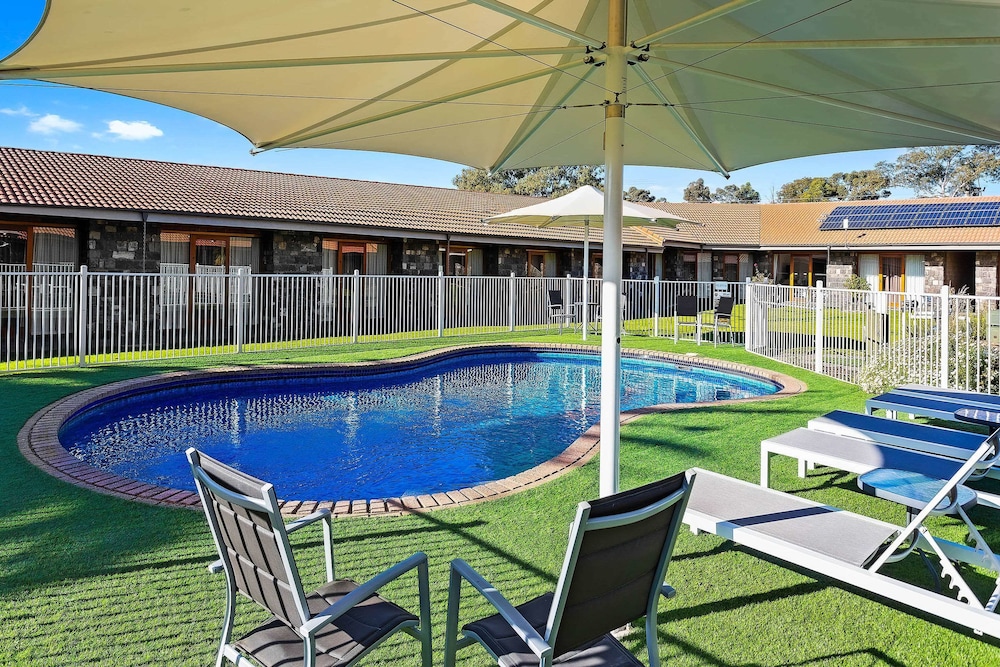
582,217 -> 590,341
599,0 -> 627,498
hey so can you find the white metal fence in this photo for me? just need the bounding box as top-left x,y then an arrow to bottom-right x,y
746,282 -> 1000,394
0,269 -> 748,371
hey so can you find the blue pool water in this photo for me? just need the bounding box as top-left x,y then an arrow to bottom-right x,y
60,351 -> 778,499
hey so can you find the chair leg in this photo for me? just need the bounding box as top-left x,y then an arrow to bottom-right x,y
444,567 -> 462,667
417,558 -> 434,667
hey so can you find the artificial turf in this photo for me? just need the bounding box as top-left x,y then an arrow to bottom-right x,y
1,332 -> 998,666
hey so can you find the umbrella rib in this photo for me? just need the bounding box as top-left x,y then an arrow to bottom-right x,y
647,36 -> 1000,51
255,61 -> 590,151
648,54 -> 1000,144
466,0 -> 605,50
631,63 -> 730,177
632,0 -> 765,49
490,66 -> 601,172
0,48 -> 585,81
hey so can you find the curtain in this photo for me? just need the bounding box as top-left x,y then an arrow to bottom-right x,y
322,239 -> 339,273
859,254 -> 880,290
366,242 -> 388,274
543,252 -> 557,277
467,248 -> 483,276
696,252 -> 712,282
905,254 -> 925,294
230,236 -> 259,272
160,232 -> 190,271
32,227 -> 77,270
738,253 -> 752,282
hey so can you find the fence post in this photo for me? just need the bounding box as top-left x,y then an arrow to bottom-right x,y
508,271 -> 516,333
814,281 -> 824,375
76,266 -> 89,367
437,266 -> 445,338
940,292 -> 950,388
351,269 -> 361,343
653,276 -> 661,338
234,268 -> 246,354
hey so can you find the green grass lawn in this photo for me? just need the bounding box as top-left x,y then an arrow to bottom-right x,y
1,332 -> 998,665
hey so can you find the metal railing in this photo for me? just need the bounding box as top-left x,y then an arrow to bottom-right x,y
0,269 -> 749,371
746,282 -> 1000,394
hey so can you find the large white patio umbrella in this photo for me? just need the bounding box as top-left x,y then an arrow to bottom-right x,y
483,185 -> 689,339
6,1 -> 1000,496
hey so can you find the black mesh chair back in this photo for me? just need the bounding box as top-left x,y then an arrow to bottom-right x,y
548,290 -> 564,308
191,449 -> 309,628
675,295 -> 699,318
716,296 -> 735,318
548,472 -> 690,657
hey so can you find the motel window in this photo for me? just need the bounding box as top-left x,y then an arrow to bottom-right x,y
445,246 -> 483,276
528,250 -> 557,277
722,254 -> 739,282
160,232 -> 259,274
322,239 -> 388,274
0,224 -> 77,272
681,252 -> 697,280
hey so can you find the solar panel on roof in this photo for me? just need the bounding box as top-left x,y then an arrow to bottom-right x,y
818,201 -> 1000,231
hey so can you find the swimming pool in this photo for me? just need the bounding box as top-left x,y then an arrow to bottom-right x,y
58,348 -> 780,501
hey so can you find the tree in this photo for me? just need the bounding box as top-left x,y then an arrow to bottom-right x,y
624,186 -> 655,202
777,176 -> 839,202
880,146 -> 1000,197
452,165 -> 604,197
830,170 -> 891,200
683,178 -> 712,202
712,182 -> 760,204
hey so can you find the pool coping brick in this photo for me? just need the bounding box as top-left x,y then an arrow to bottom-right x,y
19,342 -> 804,517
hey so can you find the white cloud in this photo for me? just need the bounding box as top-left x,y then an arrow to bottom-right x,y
29,113 -> 82,134
0,106 -> 35,117
106,120 -> 163,141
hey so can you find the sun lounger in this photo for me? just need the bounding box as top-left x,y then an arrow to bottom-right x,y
808,410 -> 998,477
866,391 -> 971,422
894,384 -> 1000,409
685,433 -> 1000,638
761,426 -> 1000,510
866,385 -> 1000,423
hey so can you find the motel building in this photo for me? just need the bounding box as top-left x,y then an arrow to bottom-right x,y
0,146 -> 998,299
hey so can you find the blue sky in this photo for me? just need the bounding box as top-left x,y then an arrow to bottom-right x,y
0,2 -> 924,201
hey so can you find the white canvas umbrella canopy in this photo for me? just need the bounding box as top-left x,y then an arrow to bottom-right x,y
483,185 -> 689,339
6,0 -> 1000,496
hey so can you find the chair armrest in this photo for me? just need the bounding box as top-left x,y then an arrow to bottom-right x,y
301,551 -> 428,635
449,558 -> 551,661
285,508 -> 331,534
208,509 -> 333,575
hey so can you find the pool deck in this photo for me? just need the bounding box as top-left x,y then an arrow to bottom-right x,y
19,343 -> 805,517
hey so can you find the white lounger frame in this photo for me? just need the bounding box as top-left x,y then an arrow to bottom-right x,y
685,457 -> 1000,639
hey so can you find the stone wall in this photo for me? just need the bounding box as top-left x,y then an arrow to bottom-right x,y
499,246 -> 528,276
626,252 -> 649,279
86,220 -> 158,272
268,231 -> 323,274
826,251 -> 853,289
401,241 -> 441,275
923,251 -> 945,294
976,251 -> 999,297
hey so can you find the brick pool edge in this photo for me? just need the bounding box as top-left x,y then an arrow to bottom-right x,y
19,343 -> 805,517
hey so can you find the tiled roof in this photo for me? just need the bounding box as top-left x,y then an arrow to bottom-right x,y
642,202 -> 760,247
0,147 -> 660,247
760,198 -> 1000,248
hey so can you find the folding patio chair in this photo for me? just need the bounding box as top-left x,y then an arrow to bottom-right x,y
444,471 -> 692,667
547,290 -> 576,334
187,448 -> 432,667
711,296 -> 735,347
673,295 -> 702,344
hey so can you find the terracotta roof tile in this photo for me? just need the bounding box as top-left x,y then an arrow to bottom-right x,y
0,147 -> 658,247
760,198 -> 1000,248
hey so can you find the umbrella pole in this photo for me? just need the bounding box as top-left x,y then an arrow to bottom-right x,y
599,0 -> 627,498
582,218 -> 589,341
